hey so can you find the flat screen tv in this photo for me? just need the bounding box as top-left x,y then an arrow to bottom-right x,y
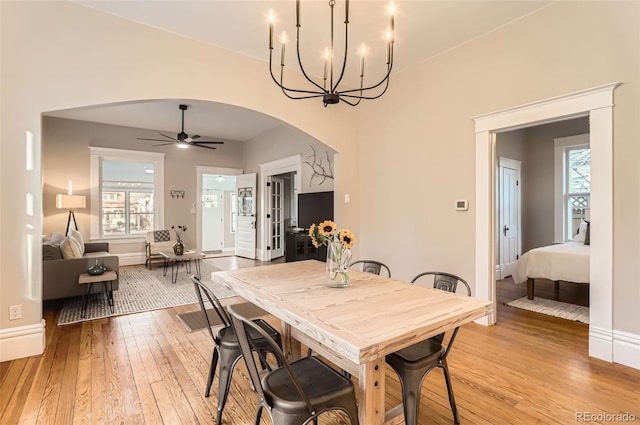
297,191 -> 334,230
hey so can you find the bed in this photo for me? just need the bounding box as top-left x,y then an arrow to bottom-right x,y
512,241 -> 590,300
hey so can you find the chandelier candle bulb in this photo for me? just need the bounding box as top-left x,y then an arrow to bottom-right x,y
280,32 -> 286,66
359,44 -> 365,77
268,10 -> 274,49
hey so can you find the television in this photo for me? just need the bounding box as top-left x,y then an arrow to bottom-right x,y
297,191 -> 334,230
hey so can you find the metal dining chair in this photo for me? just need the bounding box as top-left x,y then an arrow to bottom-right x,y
191,276 -> 283,425
227,303 -> 360,425
385,272 -> 471,425
349,260 -> 391,277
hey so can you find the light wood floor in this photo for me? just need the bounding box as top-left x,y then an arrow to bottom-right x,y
1,264 -> 638,424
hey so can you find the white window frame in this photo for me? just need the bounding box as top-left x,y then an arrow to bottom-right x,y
89,147 -> 165,242
553,134 -> 590,243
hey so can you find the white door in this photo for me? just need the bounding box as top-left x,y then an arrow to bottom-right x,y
268,177 -> 285,259
498,158 -> 521,279
235,173 -> 257,259
202,189 -> 223,251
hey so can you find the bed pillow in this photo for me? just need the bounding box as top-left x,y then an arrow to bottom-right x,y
584,220 -> 590,245
573,221 -> 588,243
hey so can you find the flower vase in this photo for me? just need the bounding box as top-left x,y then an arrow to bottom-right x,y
173,241 -> 185,255
326,240 -> 352,288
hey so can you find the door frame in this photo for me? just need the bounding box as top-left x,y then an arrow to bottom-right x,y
497,157 -> 521,280
473,82 -> 618,363
268,176 -> 286,259
259,155 -> 302,261
196,166 -> 243,253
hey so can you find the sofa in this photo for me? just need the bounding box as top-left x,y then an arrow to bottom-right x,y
145,230 -> 176,269
43,232 -> 119,301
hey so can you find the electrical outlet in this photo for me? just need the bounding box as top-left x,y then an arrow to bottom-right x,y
9,304 -> 22,320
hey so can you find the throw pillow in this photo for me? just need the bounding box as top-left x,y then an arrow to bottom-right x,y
154,230 -> 170,242
60,237 -> 82,259
49,232 -> 64,244
573,221 -> 587,243
68,229 -> 85,256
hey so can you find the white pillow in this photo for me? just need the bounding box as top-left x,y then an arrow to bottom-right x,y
60,237 -> 82,259
573,221 -> 588,243
68,229 -> 85,256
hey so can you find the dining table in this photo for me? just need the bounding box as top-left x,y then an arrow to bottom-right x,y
211,260 -> 492,425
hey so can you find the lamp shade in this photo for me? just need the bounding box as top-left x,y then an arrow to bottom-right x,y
56,194 -> 86,209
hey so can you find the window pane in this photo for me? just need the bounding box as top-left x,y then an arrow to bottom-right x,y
129,192 -> 154,234
568,195 -> 590,237
568,148 -> 590,193
103,191 -> 126,235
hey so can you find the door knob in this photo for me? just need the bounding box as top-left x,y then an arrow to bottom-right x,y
503,225 -> 510,236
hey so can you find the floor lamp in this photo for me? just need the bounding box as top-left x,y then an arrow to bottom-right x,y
56,194 -> 86,236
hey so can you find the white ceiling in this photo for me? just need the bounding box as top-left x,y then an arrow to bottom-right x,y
47,0 -> 553,142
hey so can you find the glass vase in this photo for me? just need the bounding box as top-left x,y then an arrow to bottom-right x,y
173,241 -> 185,255
326,240 -> 352,288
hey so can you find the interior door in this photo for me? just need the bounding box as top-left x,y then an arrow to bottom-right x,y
235,173 -> 257,259
202,189 -> 223,251
269,176 -> 285,259
498,159 -> 521,279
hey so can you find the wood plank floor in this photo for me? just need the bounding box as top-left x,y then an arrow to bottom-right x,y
1,265 -> 638,424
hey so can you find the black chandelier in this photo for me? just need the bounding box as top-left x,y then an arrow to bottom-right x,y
268,0 -> 395,107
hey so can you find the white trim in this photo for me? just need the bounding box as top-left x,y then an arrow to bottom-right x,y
613,330 -> 640,369
116,252 -> 147,266
589,325 -> 613,362
259,155 -> 302,261
553,134 -> 590,242
195,166 -> 243,253
89,147 -> 165,240
474,83 -> 619,365
0,320 -> 46,362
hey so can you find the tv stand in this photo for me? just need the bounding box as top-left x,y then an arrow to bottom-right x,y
285,232 -> 327,262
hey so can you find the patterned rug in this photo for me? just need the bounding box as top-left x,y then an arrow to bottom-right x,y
507,296 -> 589,324
57,262 -> 236,325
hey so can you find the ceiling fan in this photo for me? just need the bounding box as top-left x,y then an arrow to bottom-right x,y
136,104 -> 224,150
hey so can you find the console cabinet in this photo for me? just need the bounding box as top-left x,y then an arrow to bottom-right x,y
285,232 -> 326,262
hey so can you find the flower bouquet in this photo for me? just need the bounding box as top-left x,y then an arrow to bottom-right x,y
309,220 -> 355,287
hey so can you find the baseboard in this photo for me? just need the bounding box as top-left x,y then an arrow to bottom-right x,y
0,320 -> 46,362
117,252 -> 146,266
589,325 -> 613,362
613,329 -> 640,370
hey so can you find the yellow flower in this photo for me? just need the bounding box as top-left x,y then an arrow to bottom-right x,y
308,223 -> 316,238
339,229 -> 355,248
318,220 -> 336,236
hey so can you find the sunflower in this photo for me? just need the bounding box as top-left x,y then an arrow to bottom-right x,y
339,229 -> 355,248
318,220 -> 337,237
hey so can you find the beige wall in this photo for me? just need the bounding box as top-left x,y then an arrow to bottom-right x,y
0,1 -> 359,334
1,0 -> 638,354
356,1 -> 639,335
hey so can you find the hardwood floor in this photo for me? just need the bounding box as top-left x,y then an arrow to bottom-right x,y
1,265 -> 638,424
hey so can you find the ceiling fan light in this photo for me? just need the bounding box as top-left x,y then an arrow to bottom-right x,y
177,142 -> 189,149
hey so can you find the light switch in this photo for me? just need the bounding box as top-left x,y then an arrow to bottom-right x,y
344,194 -> 350,203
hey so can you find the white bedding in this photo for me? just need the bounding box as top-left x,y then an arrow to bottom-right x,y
512,241 -> 590,285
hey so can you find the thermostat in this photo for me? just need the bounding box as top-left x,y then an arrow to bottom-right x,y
455,200 -> 468,211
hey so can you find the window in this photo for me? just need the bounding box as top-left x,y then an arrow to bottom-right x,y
90,147 -> 165,240
554,134 -> 590,242
230,193 -> 237,233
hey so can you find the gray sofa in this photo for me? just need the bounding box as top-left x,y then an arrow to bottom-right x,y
43,238 -> 119,301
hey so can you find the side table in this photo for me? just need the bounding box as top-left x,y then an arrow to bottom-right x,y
78,270 -> 117,318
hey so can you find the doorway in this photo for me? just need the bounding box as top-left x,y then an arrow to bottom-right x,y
497,158 -> 521,280
474,83 -> 617,363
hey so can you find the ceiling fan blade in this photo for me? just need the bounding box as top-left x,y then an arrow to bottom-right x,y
158,132 -> 179,141
153,142 -> 175,147
192,140 -> 224,145
190,135 -> 201,140
193,144 -> 217,150
137,137 -> 173,142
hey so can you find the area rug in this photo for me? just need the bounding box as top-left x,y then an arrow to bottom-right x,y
507,296 -> 589,324
177,302 -> 269,332
57,262 -> 235,325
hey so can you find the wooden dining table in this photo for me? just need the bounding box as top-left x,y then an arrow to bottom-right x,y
211,260 -> 492,425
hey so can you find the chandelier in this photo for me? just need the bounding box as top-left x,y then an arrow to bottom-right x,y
268,0 -> 395,107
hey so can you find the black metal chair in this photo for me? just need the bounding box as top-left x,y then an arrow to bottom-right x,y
385,272 -> 471,425
349,260 -> 391,277
191,276 -> 283,425
227,303 -> 360,425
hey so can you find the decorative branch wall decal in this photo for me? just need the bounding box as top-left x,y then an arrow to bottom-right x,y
304,146 -> 334,187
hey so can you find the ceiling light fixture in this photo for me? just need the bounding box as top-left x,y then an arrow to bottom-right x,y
268,0 -> 395,107
177,142 -> 189,149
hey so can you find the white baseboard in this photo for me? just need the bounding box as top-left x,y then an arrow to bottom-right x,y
589,325 -> 613,362
117,252 -> 146,266
613,329 -> 640,370
0,320 -> 46,362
